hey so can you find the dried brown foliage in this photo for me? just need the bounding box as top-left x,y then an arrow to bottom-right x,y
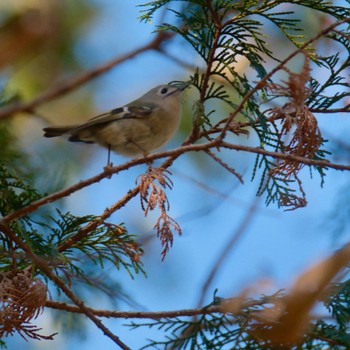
137,167 -> 182,259
248,243 -> 350,347
267,57 -> 322,209
0,269 -> 56,341
154,213 -> 182,260
138,167 -> 173,216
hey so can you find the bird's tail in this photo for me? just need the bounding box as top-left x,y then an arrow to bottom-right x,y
43,126 -> 75,138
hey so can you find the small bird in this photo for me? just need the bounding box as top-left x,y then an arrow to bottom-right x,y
43,83 -> 187,163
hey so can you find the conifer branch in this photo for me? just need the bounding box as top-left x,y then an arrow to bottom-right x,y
0,31 -> 175,120
218,16 -> 350,140
0,223 -> 131,349
45,299 -> 221,318
57,187 -> 140,253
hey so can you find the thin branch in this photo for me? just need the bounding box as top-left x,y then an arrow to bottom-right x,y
2,139 -> 350,224
45,300 -> 221,319
309,107 -> 350,114
0,223 -> 131,350
57,186 -> 140,253
200,3 -> 222,102
219,141 -> 350,171
2,165 -> 125,223
45,292 -> 279,319
172,170 -> 270,212
206,0 -> 221,28
0,31 -> 174,120
185,1 -> 224,143
205,149 -> 244,183
197,197 -> 260,307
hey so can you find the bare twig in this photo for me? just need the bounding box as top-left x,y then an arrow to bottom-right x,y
45,300 -> 221,319
45,294 -> 275,319
2,139 -> 350,225
57,187 -> 140,253
197,197 -> 260,307
310,107 -> 350,114
219,141 -> 349,170
0,31 -> 174,120
205,149 -> 244,184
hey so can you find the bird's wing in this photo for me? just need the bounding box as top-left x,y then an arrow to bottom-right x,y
74,104 -> 157,131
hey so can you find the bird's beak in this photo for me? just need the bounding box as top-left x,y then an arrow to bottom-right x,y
169,81 -> 191,92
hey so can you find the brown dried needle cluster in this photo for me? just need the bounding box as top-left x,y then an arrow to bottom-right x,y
0,269 -> 55,340
268,57 -> 322,208
248,243 -> 350,347
137,167 -> 181,259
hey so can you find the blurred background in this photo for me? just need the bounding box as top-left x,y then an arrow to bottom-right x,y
1,0 -> 350,348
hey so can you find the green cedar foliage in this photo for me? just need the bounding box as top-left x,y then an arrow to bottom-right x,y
1,0 -> 350,348
141,0 -> 350,210
132,0 -> 350,348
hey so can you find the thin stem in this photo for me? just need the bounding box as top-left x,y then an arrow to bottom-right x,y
2,139 -> 350,224
45,293 -> 277,319
188,1 -> 223,143
46,300 -> 221,319
57,187 -> 140,253
0,32 -> 174,120
197,198 -> 260,307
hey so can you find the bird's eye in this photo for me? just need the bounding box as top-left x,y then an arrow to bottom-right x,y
160,87 -> 168,94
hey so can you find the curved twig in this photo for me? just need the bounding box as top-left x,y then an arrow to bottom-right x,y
0,31 -> 174,120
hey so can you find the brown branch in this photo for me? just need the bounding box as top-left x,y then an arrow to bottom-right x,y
205,149 -> 244,183
206,104 -> 349,140
45,300 -> 221,319
45,292 -> 279,319
0,223 -> 131,350
219,141 -> 350,171
186,0 -> 223,143
2,165 -> 123,224
309,107 -> 350,114
57,186 -> 140,253
201,2 -> 221,101
197,197 -> 260,308
0,31 -> 174,120
206,0 -> 221,28
2,139 -> 350,225
0,18 -> 348,226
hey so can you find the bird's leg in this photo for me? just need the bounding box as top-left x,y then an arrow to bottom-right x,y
131,141 -> 153,165
104,144 -> 114,175
107,144 -> 112,166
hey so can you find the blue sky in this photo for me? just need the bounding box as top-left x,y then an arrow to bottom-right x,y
6,0 -> 350,349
